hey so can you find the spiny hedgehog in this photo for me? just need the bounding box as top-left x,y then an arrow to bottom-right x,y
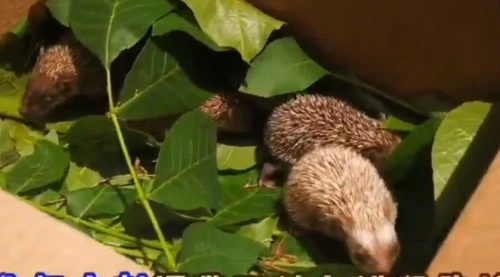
284,145 -> 400,273
259,93 -> 401,187
19,32 -> 107,121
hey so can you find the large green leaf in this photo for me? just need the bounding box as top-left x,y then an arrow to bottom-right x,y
2,119 -> 43,156
66,185 -> 137,218
432,102 -> 490,198
236,217 -> 278,248
116,38 -> 212,119
216,144 -> 256,171
69,0 -> 174,66
0,69 -> 28,119
240,37 -> 328,97
148,110 -> 220,210
152,8 -> 222,52
209,170 -> 281,226
180,0 -> 284,62
431,102 -> 500,237
46,0 -> 70,26
62,162 -> 103,193
5,139 -> 69,194
178,222 -> 266,275
65,115 -> 152,152
382,116 -> 417,132
0,120 -> 15,154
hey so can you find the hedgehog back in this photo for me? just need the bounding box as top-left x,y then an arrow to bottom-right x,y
263,94 -> 400,165
283,145 -> 397,237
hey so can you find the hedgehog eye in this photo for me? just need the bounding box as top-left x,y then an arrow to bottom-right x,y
44,95 -> 53,102
58,82 -> 72,94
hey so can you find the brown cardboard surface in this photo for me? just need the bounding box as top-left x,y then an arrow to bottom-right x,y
0,0 -> 36,33
0,190 -> 152,277
427,149 -> 500,276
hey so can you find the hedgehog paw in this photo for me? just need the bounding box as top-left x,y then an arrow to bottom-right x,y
258,162 -> 280,188
258,179 -> 278,188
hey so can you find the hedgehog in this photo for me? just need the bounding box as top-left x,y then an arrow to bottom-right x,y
199,91 -> 262,134
19,32 -> 107,122
283,145 -> 400,273
258,93 -> 401,187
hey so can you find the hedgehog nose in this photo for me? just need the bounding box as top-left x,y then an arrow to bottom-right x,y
19,103 -> 40,121
370,260 -> 394,274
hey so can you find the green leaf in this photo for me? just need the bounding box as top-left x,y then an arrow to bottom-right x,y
32,189 -> 62,206
152,8 -> 222,51
240,37 -> 328,97
382,116 -> 416,132
46,0 -> 70,26
65,115 -> 151,152
62,162 -> 103,193
69,0 -> 174,66
46,121 -> 75,134
148,110 -> 220,210
216,144 -> 256,170
116,38 -> 212,120
209,170 -> 281,226
0,171 -> 6,188
0,68 -> 28,119
44,130 -> 59,145
0,120 -> 14,154
66,186 -> 137,218
383,116 -> 444,184
180,0 -> 284,62
178,222 -> 266,275
3,119 -> 43,156
9,17 -> 28,36
5,139 -> 69,194
432,102 -> 490,199
236,217 -> 278,248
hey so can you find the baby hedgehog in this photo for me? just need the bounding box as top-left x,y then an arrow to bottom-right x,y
259,93 -> 401,187
284,145 -> 400,273
19,32 -> 106,121
199,91 -> 261,134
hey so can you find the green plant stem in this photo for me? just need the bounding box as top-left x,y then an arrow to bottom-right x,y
104,68 -> 177,271
26,199 -> 163,250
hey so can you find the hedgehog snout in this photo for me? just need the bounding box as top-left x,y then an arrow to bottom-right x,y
346,223 -> 400,274
19,98 -> 43,121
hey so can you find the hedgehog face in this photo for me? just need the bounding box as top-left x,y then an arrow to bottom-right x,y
346,221 -> 400,274
19,73 -> 76,121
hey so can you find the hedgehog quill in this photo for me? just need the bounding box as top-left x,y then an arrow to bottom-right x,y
259,93 -> 402,187
284,145 -> 400,273
19,32 -> 107,122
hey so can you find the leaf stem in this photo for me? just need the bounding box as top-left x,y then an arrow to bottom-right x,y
25,198 -> 163,250
104,68 -> 177,270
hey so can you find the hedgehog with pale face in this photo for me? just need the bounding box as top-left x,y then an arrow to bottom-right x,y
19,32 -> 106,121
284,145 -> 400,273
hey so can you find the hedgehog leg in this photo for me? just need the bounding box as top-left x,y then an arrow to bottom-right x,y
258,162 -> 281,188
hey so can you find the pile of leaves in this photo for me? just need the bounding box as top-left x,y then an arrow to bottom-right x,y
1,0 -> 500,275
